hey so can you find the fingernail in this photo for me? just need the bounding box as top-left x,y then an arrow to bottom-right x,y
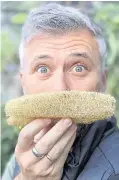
64,119 -> 72,126
44,119 -> 51,124
71,124 -> 77,130
34,138 -> 38,143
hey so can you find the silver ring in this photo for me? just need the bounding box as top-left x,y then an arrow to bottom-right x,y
32,147 -> 45,159
46,154 -> 53,162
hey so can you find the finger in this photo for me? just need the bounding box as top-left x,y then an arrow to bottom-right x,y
35,119 -> 72,155
60,129 -> 76,161
56,130 -> 76,169
23,124 -> 77,173
43,124 -> 77,167
32,128 -> 77,176
18,133 -> 76,178
16,118 -> 52,151
34,123 -> 54,143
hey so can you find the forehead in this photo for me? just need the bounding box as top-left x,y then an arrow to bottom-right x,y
22,30 -> 101,70
24,29 -> 99,51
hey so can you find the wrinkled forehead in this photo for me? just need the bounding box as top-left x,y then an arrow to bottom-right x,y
21,29 -> 101,68
27,29 -> 98,45
24,30 -> 99,54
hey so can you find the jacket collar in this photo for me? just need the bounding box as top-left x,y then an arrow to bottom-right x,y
61,116 -> 117,180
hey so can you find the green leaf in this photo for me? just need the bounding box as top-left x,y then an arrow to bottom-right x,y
108,33 -> 117,65
11,13 -> 27,24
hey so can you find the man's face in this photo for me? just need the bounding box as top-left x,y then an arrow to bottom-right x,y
20,30 -> 106,94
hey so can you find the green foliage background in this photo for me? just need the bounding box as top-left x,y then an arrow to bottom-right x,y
1,1 -> 119,175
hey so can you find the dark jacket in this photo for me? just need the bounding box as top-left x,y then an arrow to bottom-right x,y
2,116 -> 119,180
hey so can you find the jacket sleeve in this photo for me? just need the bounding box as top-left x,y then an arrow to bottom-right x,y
2,154 -> 18,180
107,174 -> 119,180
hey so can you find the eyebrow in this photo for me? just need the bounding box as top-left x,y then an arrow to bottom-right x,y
34,55 -> 52,61
69,52 -> 92,61
33,52 -> 92,63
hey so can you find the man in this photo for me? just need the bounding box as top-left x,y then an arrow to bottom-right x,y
2,3 -> 119,180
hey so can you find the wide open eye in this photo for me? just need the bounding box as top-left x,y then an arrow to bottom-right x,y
37,66 -> 50,74
73,65 -> 86,72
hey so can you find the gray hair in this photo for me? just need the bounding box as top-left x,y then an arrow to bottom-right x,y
19,3 -> 107,71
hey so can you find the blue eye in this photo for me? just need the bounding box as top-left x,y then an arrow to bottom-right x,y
37,66 -> 49,73
73,65 -> 85,72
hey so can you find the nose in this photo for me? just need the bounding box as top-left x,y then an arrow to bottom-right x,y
51,71 -> 69,91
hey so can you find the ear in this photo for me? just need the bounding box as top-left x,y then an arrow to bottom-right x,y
19,71 -> 27,94
19,70 -> 25,89
102,68 -> 108,91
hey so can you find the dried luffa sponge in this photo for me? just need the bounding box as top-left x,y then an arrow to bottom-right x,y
5,91 -> 116,128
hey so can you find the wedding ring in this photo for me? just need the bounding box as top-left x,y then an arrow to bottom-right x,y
32,147 -> 45,159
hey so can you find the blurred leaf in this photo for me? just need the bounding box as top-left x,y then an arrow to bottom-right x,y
113,15 -> 119,24
108,33 -> 117,65
11,13 -> 27,24
1,31 -> 19,71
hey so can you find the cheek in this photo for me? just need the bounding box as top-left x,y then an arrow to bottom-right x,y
22,71 -> 102,94
23,74 -> 55,94
68,72 -> 102,92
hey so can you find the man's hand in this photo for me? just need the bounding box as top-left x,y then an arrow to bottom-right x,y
15,118 -> 77,180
